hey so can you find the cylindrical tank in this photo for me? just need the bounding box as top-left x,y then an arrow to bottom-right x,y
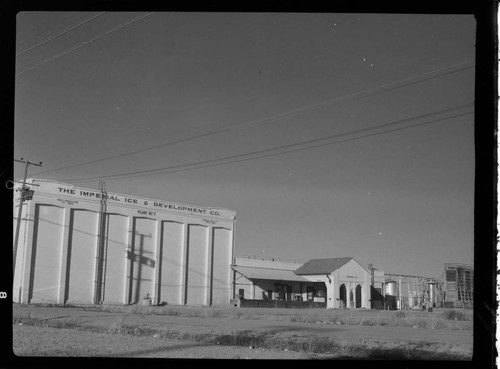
427,281 -> 436,308
385,280 -> 398,296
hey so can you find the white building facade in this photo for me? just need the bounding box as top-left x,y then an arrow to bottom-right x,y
294,258 -> 371,309
232,257 -> 372,309
13,179 -> 236,306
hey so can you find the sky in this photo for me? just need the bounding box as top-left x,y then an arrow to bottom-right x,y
14,11 -> 476,278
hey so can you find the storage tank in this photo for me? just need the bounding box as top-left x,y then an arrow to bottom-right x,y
385,280 -> 398,296
427,280 -> 436,310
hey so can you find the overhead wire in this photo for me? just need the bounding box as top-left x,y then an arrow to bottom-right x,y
34,60 -> 474,177
58,104 -> 473,182
16,12 -> 106,57
16,12 -> 155,76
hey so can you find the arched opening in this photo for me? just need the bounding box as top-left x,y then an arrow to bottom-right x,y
356,284 -> 362,308
349,289 -> 354,308
339,284 -> 346,307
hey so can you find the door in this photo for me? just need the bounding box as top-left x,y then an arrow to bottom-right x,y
356,284 -> 362,308
339,284 -> 346,308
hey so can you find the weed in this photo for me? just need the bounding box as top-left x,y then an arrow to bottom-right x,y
109,317 -> 128,334
395,310 -> 406,319
432,320 -> 449,330
203,309 -> 224,318
16,304 -> 474,332
415,319 -> 430,329
443,310 -> 469,321
13,311 -> 472,360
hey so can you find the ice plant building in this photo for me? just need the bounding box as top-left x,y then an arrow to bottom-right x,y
13,179 -> 236,306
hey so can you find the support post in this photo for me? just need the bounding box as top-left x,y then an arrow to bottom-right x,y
205,227 -> 214,306
57,208 -> 72,304
153,220 -> 163,306
181,224 -> 189,305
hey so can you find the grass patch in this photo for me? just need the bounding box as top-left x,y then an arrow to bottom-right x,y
443,309 -> 470,321
108,317 -> 156,336
15,303 -> 473,330
85,305 -> 473,330
13,313 -> 81,330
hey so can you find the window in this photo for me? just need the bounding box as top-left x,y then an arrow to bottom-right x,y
306,286 -> 314,301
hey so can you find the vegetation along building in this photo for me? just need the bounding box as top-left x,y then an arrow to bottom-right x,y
13,179 -> 237,306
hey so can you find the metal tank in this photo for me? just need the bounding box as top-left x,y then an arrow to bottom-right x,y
427,280 -> 436,311
385,280 -> 398,310
385,280 -> 398,296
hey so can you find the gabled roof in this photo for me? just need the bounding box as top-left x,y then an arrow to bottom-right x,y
294,257 -> 354,275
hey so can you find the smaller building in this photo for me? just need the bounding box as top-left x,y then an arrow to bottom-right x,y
232,256 -> 372,309
295,257 -> 371,309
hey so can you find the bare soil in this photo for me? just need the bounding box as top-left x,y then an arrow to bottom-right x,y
13,325 -> 311,359
11,305 -> 473,360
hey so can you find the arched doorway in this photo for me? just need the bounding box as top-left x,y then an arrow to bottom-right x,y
349,289 -> 354,308
355,284 -> 362,308
339,284 -> 346,308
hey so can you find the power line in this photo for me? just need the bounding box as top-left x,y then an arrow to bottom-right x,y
61,109 -> 473,183
59,104 -> 473,182
35,61 -> 474,177
16,12 -> 106,57
16,12 -> 155,76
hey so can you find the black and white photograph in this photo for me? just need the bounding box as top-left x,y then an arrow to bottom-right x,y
5,2 -> 496,366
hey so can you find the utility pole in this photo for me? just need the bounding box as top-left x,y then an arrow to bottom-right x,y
94,181 -> 107,304
13,158 -> 42,277
368,263 -> 374,309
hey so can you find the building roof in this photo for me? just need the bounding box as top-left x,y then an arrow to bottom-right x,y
294,257 -> 354,275
232,266 -> 309,282
235,257 -> 302,271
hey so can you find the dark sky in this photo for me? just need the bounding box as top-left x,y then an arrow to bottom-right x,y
14,12 -> 475,277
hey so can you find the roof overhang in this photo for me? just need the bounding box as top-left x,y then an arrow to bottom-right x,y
232,266 -> 309,283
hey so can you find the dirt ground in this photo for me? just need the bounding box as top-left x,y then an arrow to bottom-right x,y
13,325 -> 313,359
11,305 -> 473,360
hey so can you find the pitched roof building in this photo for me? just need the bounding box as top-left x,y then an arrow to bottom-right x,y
233,256 -> 372,309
